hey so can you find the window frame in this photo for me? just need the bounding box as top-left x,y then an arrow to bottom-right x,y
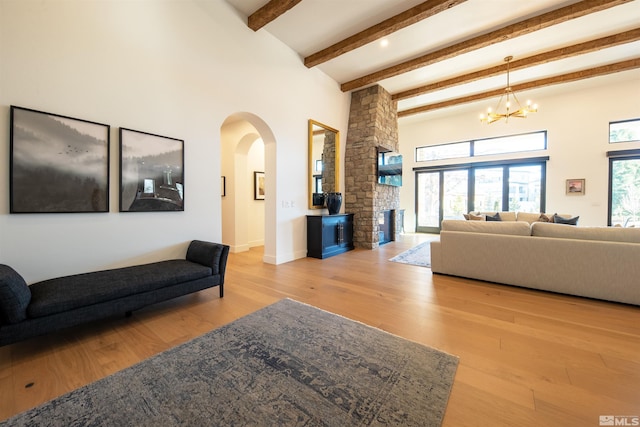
607,149 -> 640,226
415,130 -> 547,162
414,157 -> 548,233
609,118 -> 640,143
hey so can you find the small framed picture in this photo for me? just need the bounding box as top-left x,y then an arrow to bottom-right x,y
254,171 -> 265,200
221,176 -> 226,197
566,179 -> 585,195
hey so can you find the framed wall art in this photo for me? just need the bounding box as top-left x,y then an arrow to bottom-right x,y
254,171 -> 265,200
566,178 -> 585,195
119,128 -> 184,212
10,106 -> 110,213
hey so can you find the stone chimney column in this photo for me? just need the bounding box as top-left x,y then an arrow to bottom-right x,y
345,85 -> 400,249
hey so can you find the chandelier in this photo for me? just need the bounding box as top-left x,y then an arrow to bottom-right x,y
479,56 -> 538,124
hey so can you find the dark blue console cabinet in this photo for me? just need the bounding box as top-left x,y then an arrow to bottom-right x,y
306,214 -> 354,259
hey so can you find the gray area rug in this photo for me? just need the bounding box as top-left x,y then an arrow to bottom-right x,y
389,241 -> 434,267
2,299 -> 458,426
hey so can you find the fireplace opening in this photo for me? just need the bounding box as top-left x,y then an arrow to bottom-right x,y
378,210 -> 394,245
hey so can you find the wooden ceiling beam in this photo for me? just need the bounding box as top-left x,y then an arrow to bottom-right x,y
397,58 -> 640,118
393,28 -> 640,101
304,0 -> 467,68
248,0 -> 302,31
341,0 -> 632,92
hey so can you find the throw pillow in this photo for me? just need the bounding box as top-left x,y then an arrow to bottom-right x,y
463,213 -> 470,220
553,214 -> 579,225
538,213 -> 553,223
485,212 -> 501,221
468,213 -> 485,221
0,264 -> 31,325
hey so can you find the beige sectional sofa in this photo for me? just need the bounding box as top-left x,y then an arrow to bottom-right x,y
430,220 -> 640,305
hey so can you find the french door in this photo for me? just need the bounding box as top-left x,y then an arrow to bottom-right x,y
416,169 -> 468,233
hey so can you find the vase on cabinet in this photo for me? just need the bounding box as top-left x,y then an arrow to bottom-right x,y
325,192 -> 342,215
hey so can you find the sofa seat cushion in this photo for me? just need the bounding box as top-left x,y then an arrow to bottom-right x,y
0,265 -> 31,325
531,222 -> 640,243
27,260 -> 212,318
441,219 -> 531,236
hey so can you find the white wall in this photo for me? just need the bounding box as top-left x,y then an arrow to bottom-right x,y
0,0 -> 349,283
247,139 -> 265,247
398,71 -> 640,230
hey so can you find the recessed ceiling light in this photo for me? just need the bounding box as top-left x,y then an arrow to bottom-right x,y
380,38 -> 389,48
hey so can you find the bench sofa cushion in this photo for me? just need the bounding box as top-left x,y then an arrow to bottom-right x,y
0,265 -> 31,325
27,260 -> 213,318
531,222 -> 640,243
187,240 -> 225,275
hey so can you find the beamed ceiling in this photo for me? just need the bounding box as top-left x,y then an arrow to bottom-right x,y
224,0 -> 640,121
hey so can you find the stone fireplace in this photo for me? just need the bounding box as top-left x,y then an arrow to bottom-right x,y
345,85 -> 400,249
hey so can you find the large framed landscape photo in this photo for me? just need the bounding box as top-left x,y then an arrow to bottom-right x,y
10,106 -> 110,213
119,128 -> 184,212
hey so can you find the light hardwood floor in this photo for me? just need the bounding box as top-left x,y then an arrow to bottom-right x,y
1,233 -> 639,426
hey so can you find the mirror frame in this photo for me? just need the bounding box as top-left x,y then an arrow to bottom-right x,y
308,119 -> 340,209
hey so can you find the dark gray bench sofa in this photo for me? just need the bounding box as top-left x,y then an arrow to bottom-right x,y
0,240 -> 229,347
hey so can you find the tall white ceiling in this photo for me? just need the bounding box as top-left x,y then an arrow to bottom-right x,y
225,0 -> 640,121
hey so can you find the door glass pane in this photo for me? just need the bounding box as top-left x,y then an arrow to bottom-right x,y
417,172 -> 440,228
474,168 -> 503,212
508,165 -> 542,212
443,170 -> 468,220
611,158 -> 640,227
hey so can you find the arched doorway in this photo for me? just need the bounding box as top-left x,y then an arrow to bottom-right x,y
220,113 -> 277,264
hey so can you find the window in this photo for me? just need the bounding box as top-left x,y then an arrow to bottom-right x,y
609,151 -> 640,227
508,165 -> 542,212
416,131 -> 546,162
474,132 -> 547,156
474,167 -> 503,212
416,141 -> 470,161
610,119 -> 640,143
415,160 -> 546,233
414,131 -> 547,232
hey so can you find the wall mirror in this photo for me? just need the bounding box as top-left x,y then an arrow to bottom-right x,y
308,119 -> 340,209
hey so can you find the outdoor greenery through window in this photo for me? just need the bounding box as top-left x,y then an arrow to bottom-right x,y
609,119 -> 640,143
416,131 -> 546,162
609,153 -> 640,227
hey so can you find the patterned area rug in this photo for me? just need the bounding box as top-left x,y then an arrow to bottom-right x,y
2,299 -> 458,426
389,240 -> 434,267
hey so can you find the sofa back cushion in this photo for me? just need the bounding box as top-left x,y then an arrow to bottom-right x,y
0,264 -> 31,325
531,222 -> 640,243
441,220 -> 531,236
515,212 -> 573,224
517,212 -> 549,224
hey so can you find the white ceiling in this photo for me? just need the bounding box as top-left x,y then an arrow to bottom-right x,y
224,0 -> 640,122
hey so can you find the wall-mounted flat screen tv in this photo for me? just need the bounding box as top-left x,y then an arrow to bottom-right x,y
377,150 -> 402,187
